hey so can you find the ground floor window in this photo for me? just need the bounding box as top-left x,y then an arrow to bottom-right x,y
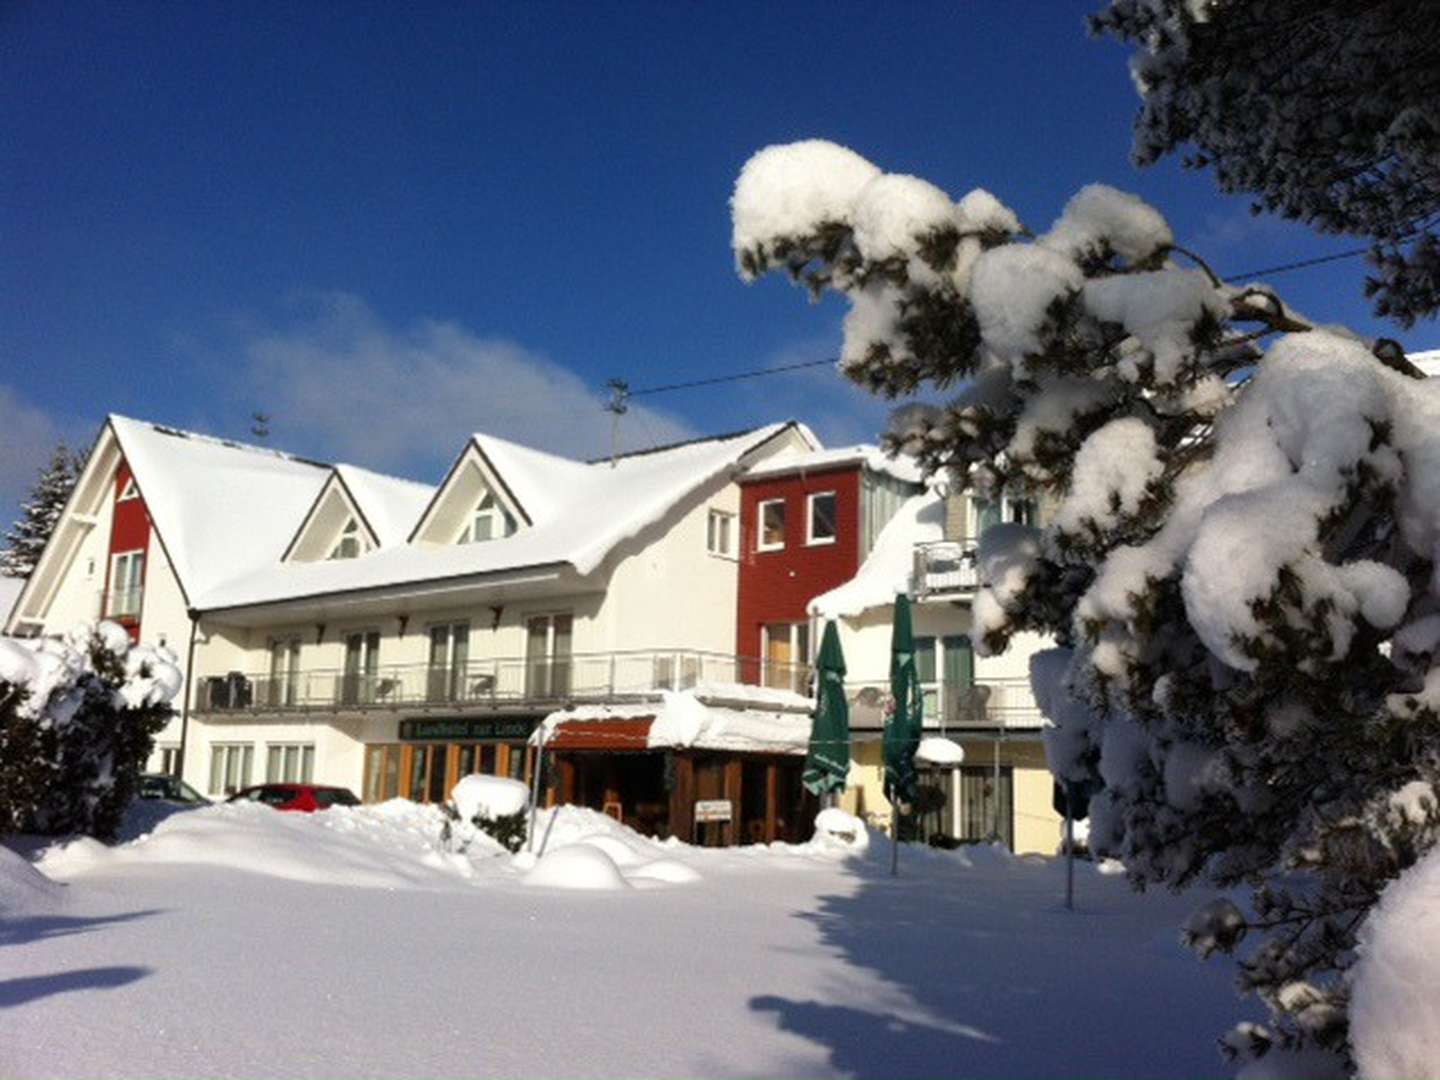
363,740 -> 531,805
266,743 -> 315,783
152,744 -> 180,777
209,743 -> 254,797
954,765 -> 1013,849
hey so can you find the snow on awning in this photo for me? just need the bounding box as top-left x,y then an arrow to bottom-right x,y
537,690 -> 811,756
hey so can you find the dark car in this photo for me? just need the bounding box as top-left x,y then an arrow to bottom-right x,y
227,783 -> 361,812
137,773 -> 212,804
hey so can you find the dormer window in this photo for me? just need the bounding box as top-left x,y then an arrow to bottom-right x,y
459,491 -> 516,544
329,518 -> 363,560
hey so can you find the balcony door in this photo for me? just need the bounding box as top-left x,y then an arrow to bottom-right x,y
267,636 -> 302,707
525,613 -> 572,699
427,622 -> 470,702
341,630 -> 381,705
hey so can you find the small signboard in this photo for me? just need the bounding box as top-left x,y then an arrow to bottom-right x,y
694,799 -> 733,823
399,717 -> 539,741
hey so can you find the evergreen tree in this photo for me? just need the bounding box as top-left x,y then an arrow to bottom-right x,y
1092,0 -> 1440,326
1,441 -> 82,579
730,140 -> 1440,1071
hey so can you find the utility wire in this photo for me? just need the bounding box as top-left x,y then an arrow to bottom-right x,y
619,243 -> 1388,400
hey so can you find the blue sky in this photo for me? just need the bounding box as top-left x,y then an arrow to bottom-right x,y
4,2 -> 1435,520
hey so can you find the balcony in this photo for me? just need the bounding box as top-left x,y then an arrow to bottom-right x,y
912,539 -> 979,599
102,586 -> 144,620
844,676 -> 1041,731
195,649 -> 811,716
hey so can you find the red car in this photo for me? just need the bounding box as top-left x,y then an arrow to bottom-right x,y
227,783 -> 361,812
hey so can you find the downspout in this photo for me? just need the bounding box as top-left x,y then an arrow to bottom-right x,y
176,609 -> 200,782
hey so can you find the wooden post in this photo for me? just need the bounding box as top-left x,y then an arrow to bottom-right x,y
765,760 -> 778,843
670,753 -> 695,844
724,759 -> 742,847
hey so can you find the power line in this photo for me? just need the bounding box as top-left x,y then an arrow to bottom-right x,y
611,242 -> 1391,402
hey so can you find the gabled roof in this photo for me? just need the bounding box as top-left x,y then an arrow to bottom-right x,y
196,422 -> 811,612
109,416 -> 332,606
332,465 -> 434,548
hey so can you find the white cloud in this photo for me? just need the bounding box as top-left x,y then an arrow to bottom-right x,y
0,385 -> 83,509
237,293 -> 696,476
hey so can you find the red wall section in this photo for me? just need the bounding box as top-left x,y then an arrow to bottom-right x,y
103,460 -> 152,642
735,466 -> 861,674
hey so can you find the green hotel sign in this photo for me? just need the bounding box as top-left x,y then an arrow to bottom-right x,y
399,717 -> 540,741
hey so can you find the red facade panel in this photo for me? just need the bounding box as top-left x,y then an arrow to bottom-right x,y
103,459 -> 152,642
735,466 -> 862,677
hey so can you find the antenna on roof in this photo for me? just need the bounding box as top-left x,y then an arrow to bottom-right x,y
250,412 -> 272,440
603,379 -> 629,468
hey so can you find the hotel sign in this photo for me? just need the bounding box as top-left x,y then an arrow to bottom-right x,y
399,717 -> 539,741
694,799 -> 733,823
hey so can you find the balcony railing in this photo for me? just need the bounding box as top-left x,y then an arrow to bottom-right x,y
843,676 -> 1041,730
913,539 -> 979,598
195,648 -> 812,715
103,586 -> 144,619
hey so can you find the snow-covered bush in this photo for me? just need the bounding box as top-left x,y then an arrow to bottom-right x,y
732,140 -> 1440,1071
441,774 -> 529,855
0,622 -> 180,840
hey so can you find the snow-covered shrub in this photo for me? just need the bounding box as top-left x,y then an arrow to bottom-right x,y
0,622 -> 180,840
732,140 -> 1440,1070
441,774 -> 530,855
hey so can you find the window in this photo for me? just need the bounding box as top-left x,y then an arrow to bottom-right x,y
266,743 -> 315,783
807,492 -> 837,545
267,636 -> 301,706
973,490 -> 1037,537
757,498 -> 786,551
118,477 -> 138,501
427,622 -> 471,702
956,765 -> 1014,849
525,613 -> 573,698
153,744 -> 180,777
329,518 -> 363,560
762,621 -> 810,693
707,509 -> 736,557
208,743 -> 254,796
342,630 -> 382,704
459,490 -> 516,544
108,550 -> 144,618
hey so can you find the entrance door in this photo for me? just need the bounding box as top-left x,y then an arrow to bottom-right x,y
525,614 -> 572,699
342,631 -> 380,705
957,765 -> 1013,848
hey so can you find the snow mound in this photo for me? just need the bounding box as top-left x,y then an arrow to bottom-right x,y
451,774 -> 528,821
811,808 -> 870,854
39,801 -> 492,890
571,834 -> 646,868
523,844 -> 630,891
0,844 -> 62,916
1350,843 -> 1440,1079
627,858 -> 702,885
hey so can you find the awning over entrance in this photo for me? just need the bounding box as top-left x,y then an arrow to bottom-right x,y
546,717 -> 655,752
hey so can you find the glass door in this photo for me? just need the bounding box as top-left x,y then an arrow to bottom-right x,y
268,636 -> 301,706
342,630 -> 380,705
427,622 -> 470,702
525,614 -> 572,698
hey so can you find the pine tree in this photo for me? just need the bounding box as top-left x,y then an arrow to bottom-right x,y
730,140 -> 1440,1072
1092,0 -> 1440,326
1,442 -> 82,579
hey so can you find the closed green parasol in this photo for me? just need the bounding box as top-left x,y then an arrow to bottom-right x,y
803,620 -> 850,797
884,593 -> 924,873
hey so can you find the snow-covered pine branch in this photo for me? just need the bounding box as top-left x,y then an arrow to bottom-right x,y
731,139 -> 1440,1072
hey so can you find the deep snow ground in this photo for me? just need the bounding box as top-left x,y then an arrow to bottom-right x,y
1,802 -> 1253,1079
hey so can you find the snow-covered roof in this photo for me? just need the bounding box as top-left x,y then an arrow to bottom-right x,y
808,491 -> 945,619
110,416 -> 332,606
198,423 -> 801,612
0,575 -> 23,624
1409,349 -> 1440,378
333,464 -> 434,548
537,688 -> 812,755
741,443 -> 925,486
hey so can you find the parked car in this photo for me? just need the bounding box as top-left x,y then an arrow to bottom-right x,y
226,783 -> 361,812
137,773 -> 211,805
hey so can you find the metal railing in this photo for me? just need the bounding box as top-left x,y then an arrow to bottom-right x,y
195,648 -> 812,715
913,539 -> 979,597
102,587 -> 143,619
842,676 -> 1041,730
